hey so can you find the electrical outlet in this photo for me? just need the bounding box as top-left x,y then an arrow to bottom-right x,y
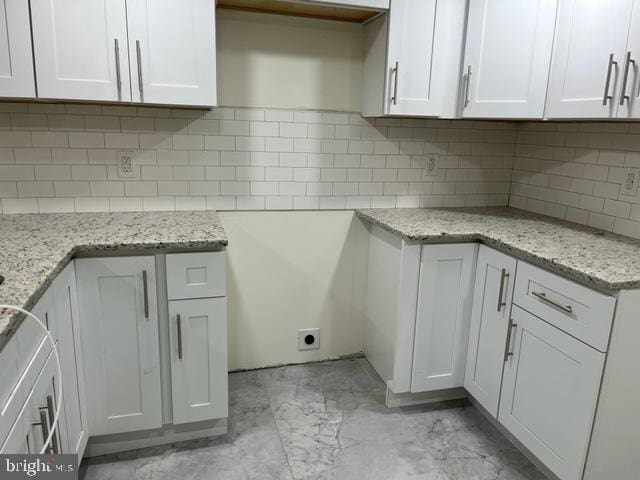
117,151 -> 138,178
423,154 -> 439,177
622,168 -> 639,196
298,328 -> 320,351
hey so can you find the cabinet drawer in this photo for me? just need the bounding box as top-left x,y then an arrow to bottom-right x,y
166,252 -> 226,300
513,262 -> 616,351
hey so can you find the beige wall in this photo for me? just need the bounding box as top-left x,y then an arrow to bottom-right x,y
220,210 -> 369,370
216,10 -> 364,112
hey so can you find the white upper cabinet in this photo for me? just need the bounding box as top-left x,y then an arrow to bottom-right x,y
30,0 -> 131,102
0,0 -> 35,98
386,0 -> 439,116
464,245 -> 516,417
618,0 -> 640,118
362,0 -> 466,117
546,0 -> 634,118
462,0 -> 558,118
126,0 -> 217,106
411,244 -> 477,393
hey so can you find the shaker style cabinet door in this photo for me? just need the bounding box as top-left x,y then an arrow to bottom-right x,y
169,298 -> 228,424
126,0 -> 217,106
385,0 -> 439,116
30,0 -> 131,102
411,244 -> 477,392
546,0 -> 633,118
0,0 -> 35,97
499,306 -> 605,480
464,245 -> 516,417
76,257 -> 162,436
462,0 -> 557,118
617,0 -> 640,118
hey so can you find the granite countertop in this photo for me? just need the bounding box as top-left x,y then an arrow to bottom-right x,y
0,211 -> 228,347
356,207 -> 640,292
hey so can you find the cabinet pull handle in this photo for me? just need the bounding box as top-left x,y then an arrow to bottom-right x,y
142,270 -> 149,319
620,51 -> 636,105
114,39 -> 122,101
45,396 -> 59,454
464,65 -> 472,108
602,53 -> 618,105
531,291 -> 573,315
177,314 -> 183,360
136,40 -> 144,102
497,268 -> 509,312
504,318 -> 517,361
391,61 -> 399,105
34,410 -> 51,454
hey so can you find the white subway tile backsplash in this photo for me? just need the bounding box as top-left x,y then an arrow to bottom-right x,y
0,103 -> 517,216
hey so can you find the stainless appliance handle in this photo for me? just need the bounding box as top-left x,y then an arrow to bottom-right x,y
177,314 -> 183,360
136,40 -> 144,101
603,53 -> 618,105
114,39 -> 122,101
497,268 -> 509,312
620,51 -> 636,105
142,270 -> 149,319
504,318 -> 517,362
531,291 -> 573,315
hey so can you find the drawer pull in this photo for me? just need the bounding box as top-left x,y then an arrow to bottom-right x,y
497,268 -> 509,312
45,395 -> 59,454
532,291 -> 573,315
34,410 -> 52,454
504,318 -> 517,361
603,53 -> 618,106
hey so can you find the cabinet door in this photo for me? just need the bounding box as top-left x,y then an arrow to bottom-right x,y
30,0 -> 131,102
411,244 -> 477,392
169,298 -> 228,424
126,0 -> 217,106
462,0 -> 557,118
28,350 -> 65,456
618,0 -> 640,118
546,0 -> 633,118
385,0 -> 439,116
76,257 -> 162,436
0,390 -> 34,454
499,306 -> 605,480
464,245 -> 516,417
0,0 -> 35,97
52,262 -> 88,458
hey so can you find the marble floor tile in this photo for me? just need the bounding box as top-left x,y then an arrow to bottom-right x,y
80,358 -> 546,480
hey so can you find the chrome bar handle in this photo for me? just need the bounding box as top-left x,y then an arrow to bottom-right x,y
504,318 -> 517,362
114,39 -> 122,101
391,61 -> 399,105
34,410 -> 51,454
603,53 -> 618,105
620,51 -> 636,105
531,291 -> 573,315
177,314 -> 183,360
497,268 -> 509,312
136,40 -> 144,101
45,396 -> 59,454
464,65 -> 472,108
142,270 -> 149,319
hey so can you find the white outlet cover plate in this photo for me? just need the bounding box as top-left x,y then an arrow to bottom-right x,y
299,328 -> 320,351
622,168 -> 639,196
423,153 -> 439,177
117,151 -> 138,178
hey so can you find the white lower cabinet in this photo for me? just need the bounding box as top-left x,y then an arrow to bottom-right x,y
411,244 -> 477,392
464,245 -> 516,416
76,256 -> 162,436
169,298 -> 228,424
499,305 -> 605,480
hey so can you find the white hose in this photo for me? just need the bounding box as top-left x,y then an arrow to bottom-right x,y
0,305 -> 63,455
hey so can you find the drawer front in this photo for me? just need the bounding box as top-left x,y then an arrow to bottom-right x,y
166,252 -> 226,300
514,262 -> 616,351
